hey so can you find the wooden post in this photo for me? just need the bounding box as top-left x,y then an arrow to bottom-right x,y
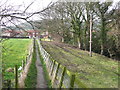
46,56 -> 50,67
49,60 -> 53,72
1,67 -> 5,89
59,67 -> 66,88
52,63 -> 60,83
26,56 -> 27,64
25,54 -> 29,64
25,55 -> 29,64
22,60 -> 24,70
15,65 -> 18,88
50,60 -> 55,76
25,57 -> 27,64
46,57 -> 51,69
89,14 -> 92,57
70,74 -> 75,88
8,80 -> 11,89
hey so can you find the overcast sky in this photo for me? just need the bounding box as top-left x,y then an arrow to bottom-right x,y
0,0 -> 58,12
0,0 -> 59,21
0,0 -> 119,21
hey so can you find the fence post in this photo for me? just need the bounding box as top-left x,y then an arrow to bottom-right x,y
52,63 -> 60,83
49,60 -> 53,72
2,68 -> 5,88
50,60 -> 55,76
22,60 -> 24,70
70,74 -> 75,88
25,56 -> 27,64
46,55 -> 50,67
59,67 -> 66,88
47,58 -> 51,68
8,80 -> 11,89
26,57 -> 27,64
15,65 -> 18,88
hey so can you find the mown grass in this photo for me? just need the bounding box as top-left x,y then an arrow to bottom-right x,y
37,41 -> 52,88
41,41 -> 119,88
25,40 -> 37,88
2,39 -> 32,80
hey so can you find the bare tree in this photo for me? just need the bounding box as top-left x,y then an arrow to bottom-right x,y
0,0 -> 54,42
93,2 -> 113,55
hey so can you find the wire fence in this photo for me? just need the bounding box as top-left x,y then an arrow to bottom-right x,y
2,39 -> 34,88
37,38 -> 88,88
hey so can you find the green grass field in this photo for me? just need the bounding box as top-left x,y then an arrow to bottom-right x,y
2,39 -> 32,80
41,41 -> 119,88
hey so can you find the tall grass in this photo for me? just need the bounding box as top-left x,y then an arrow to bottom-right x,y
2,39 -> 32,80
25,39 -> 37,88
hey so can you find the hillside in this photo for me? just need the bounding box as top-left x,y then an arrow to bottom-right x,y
2,20 -> 41,30
41,41 -> 119,88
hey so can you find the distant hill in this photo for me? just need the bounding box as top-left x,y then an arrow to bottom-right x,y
12,21 -> 40,30
1,20 -> 42,31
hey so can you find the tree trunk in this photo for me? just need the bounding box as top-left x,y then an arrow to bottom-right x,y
89,15 -> 92,57
108,49 -> 113,58
84,31 -> 87,51
73,33 -> 77,46
100,17 -> 106,55
77,37 -> 81,49
101,44 -> 104,55
72,33 -> 75,45
61,37 -> 64,43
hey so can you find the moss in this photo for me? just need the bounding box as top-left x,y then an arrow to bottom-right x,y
37,41 -> 52,88
25,40 -> 37,88
41,41 -> 119,88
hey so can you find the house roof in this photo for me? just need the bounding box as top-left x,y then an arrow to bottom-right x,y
3,30 -> 23,34
4,30 -> 13,33
3,30 -> 40,34
26,30 -> 40,33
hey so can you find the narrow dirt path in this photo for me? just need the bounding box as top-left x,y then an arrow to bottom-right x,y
35,41 -> 48,88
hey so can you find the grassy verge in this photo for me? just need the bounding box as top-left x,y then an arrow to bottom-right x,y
41,38 -> 53,41
41,41 -> 119,88
25,40 -> 37,88
37,41 -> 52,88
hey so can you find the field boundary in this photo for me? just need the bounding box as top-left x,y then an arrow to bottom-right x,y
37,38 -> 88,88
2,39 -> 34,88
18,39 -> 34,88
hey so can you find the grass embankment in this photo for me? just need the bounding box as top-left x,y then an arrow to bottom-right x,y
37,41 -> 52,88
25,40 -> 37,88
2,39 -> 32,80
41,38 -> 53,41
41,41 -> 119,88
